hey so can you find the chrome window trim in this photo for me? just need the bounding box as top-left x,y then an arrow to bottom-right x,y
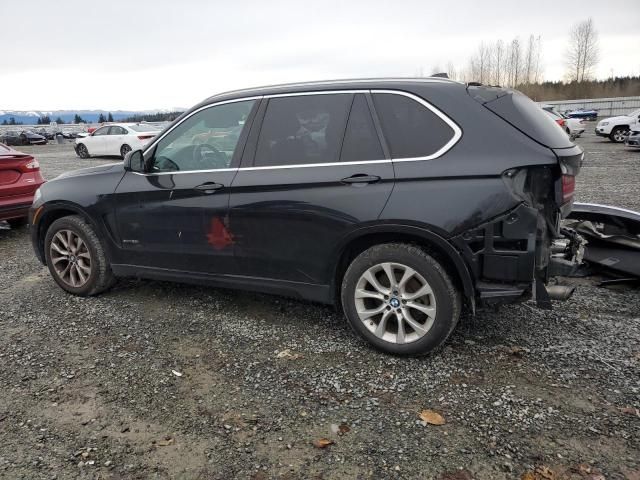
137,88 -> 461,176
371,89 -> 462,163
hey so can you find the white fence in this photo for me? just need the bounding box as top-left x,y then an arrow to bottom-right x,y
539,96 -> 640,117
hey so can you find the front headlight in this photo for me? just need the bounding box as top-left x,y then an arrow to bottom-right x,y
600,122 -> 609,126
33,188 -> 42,204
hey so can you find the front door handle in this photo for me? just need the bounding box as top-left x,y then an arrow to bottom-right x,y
194,182 -> 224,193
341,174 -> 381,185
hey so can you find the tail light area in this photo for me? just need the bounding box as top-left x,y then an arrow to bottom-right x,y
20,157 -> 40,172
561,174 -> 575,204
555,118 -> 566,128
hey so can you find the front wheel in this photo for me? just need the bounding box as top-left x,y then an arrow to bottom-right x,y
76,143 -> 90,158
341,243 -> 461,356
44,215 -> 115,296
610,127 -> 629,143
120,144 -> 132,159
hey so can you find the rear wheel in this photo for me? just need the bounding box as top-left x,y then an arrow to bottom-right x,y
76,143 -> 90,158
44,215 -> 115,296
120,144 -> 132,158
341,243 -> 461,356
610,126 -> 629,143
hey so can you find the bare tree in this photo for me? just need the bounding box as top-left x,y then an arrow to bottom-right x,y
565,18 -> 599,81
446,61 -> 457,81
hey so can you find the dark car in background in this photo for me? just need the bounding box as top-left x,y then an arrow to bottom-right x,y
0,130 -> 47,146
29,78 -> 581,355
0,143 -> 46,227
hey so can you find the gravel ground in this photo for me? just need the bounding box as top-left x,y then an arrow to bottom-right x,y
1,134 -> 639,480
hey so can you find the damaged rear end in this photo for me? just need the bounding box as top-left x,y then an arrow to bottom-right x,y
455,86 -> 584,308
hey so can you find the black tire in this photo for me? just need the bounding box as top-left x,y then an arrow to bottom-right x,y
120,144 -> 132,159
20,134 -> 28,146
341,243 -> 461,356
76,143 -> 90,158
44,215 -> 115,296
609,126 -> 629,143
7,217 -> 28,228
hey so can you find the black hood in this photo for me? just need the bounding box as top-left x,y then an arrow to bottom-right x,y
55,162 -> 123,179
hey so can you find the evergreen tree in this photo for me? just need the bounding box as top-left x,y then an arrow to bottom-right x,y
54,117 -> 64,124
98,113 -> 106,123
1,119 -> 7,126
8,117 -> 16,125
73,114 -> 85,124
107,112 -> 114,122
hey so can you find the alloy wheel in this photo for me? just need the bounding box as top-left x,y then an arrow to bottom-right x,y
78,144 -> 89,158
49,229 -> 92,288
614,129 -> 628,142
354,262 -> 437,344
121,144 -> 131,157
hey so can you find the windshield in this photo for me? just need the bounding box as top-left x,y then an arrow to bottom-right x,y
128,124 -> 160,132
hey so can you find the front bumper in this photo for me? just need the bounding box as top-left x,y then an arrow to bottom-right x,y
595,127 -> 609,137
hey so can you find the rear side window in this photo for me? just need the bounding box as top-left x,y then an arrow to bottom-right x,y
340,94 -> 384,162
254,93 -> 352,167
372,93 -> 455,159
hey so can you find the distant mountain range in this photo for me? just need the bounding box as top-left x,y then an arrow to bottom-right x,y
0,109 -> 184,125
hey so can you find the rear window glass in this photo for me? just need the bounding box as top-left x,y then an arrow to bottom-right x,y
372,93 -> 455,159
474,88 -> 573,149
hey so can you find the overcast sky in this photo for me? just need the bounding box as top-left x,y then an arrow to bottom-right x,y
1,0 -> 638,111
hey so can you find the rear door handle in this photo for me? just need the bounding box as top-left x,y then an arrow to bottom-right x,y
194,182 -> 224,193
340,174 -> 381,185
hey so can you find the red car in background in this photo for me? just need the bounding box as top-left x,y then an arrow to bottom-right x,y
0,143 -> 45,227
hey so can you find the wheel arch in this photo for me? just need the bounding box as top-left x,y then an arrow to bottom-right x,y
35,202 -> 102,265
331,224 -> 475,311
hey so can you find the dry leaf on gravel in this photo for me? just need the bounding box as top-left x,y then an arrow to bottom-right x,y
521,473 -> 536,480
156,438 -> 174,446
171,370 -> 183,377
535,466 -> 555,479
338,423 -> 350,434
419,409 -> 446,425
619,406 -> 640,417
312,438 -> 334,448
276,349 -> 303,360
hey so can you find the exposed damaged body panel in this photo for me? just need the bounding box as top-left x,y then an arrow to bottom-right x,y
563,203 -> 640,279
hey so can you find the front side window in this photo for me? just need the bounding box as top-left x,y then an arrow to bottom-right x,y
254,93 -> 352,167
92,127 -> 109,136
151,100 -> 255,172
372,93 -> 455,159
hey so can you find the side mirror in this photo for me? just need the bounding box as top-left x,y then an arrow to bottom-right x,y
124,149 -> 145,173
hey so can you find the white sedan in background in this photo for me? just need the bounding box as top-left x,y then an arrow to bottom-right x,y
74,123 -> 161,159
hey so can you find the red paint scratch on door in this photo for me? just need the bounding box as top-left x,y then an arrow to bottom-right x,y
206,217 -> 234,250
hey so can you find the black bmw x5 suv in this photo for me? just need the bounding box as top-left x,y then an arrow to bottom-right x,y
30,78 -> 582,355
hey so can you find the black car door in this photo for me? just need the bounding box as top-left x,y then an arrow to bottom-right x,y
228,92 -> 395,287
112,99 -> 258,274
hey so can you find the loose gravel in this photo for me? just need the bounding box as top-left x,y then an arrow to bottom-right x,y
0,134 -> 638,479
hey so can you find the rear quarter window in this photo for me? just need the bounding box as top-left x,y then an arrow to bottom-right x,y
372,93 -> 456,159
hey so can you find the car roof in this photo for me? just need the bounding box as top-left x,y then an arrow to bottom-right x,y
201,77 -> 463,104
